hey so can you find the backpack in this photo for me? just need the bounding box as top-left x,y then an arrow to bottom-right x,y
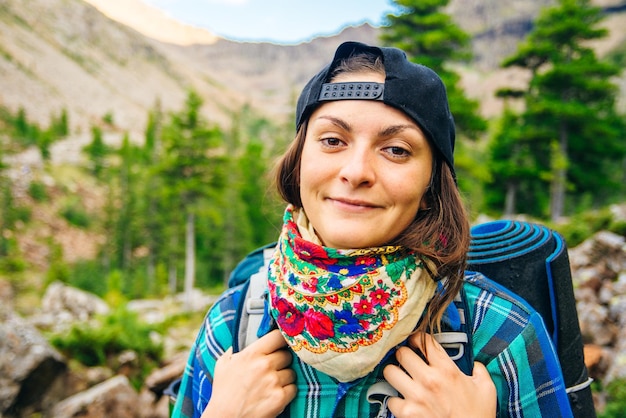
467,220 -> 595,417
227,220 -> 595,417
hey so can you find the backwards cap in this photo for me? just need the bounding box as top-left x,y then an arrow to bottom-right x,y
296,41 -> 456,174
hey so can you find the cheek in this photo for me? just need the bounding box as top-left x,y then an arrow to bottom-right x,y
298,150 -> 322,205
388,175 -> 430,221
298,157 -> 315,196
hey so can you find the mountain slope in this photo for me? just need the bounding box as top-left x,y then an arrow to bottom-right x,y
0,0 -> 241,134
0,0 -> 379,136
0,0 -> 623,138
83,0 -> 219,45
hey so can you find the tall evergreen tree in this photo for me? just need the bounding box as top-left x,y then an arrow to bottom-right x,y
501,0 -> 625,220
483,99 -> 552,218
381,0 -> 486,139
0,146 -> 11,258
158,91 -> 227,302
84,126 -> 108,178
141,104 -> 166,293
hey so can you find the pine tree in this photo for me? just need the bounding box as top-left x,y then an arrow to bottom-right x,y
381,0 -> 486,139
158,91 -> 227,302
84,126 -> 108,178
502,0 -> 625,220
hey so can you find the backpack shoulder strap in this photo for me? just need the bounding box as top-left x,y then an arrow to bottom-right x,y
433,284 -> 474,376
233,246 -> 275,352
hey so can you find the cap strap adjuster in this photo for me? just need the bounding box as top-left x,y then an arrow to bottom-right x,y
319,82 -> 384,101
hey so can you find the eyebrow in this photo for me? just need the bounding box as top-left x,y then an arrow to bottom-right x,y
315,115 -> 352,132
314,115 -> 422,138
378,124 -> 423,137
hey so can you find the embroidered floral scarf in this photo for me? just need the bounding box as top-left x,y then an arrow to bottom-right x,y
268,205 -> 438,382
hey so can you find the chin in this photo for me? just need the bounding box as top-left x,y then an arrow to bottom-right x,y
326,237 -> 381,250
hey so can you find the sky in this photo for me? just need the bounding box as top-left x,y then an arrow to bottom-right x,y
142,0 -> 396,44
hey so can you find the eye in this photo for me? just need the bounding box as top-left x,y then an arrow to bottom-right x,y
383,146 -> 411,158
320,137 -> 344,148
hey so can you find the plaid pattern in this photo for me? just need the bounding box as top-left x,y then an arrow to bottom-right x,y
172,271 -> 573,418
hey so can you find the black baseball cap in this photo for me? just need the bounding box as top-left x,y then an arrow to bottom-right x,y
296,41 -> 456,174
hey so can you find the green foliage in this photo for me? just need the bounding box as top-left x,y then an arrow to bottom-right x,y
28,180 -> 48,202
609,219 -> 626,237
49,306 -> 163,389
499,0 -> 626,220
83,125 -> 109,178
598,379 -> 626,418
0,173 -> 30,265
551,208 -> 621,247
102,111 -> 115,126
45,242 -> 69,285
45,260 -> 71,284
0,253 -> 27,273
59,198 -> 91,228
65,259 -> 108,297
0,106 -> 68,159
606,40 -> 626,71
381,0 -> 486,139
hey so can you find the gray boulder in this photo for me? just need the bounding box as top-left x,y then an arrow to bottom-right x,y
0,311 -> 66,417
51,375 -> 140,418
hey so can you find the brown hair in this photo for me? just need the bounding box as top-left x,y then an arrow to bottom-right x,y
274,52 -> 470,334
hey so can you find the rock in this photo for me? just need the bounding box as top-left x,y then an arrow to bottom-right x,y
605,336 -> 626,384
144,352 -> 187,395
577,302 -> 616,346
0,312 -> 66,416
569,231 -> 626,274
34,282 -> 109,331
42,281 -> 110,319
609,203 -> 626,223
51,375 -> 140,418
138,387 -> 170,418
570,228 -> 626,389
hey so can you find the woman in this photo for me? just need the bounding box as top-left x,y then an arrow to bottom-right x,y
172,42 -> 573,417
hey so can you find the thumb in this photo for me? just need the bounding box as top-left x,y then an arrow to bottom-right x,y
472,362 -> 497,401
216,347 -> 233,365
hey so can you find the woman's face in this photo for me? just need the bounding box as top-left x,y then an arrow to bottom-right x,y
299,72 -> 434,249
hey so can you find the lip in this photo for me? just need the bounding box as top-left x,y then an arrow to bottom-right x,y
328,197 -> 381,210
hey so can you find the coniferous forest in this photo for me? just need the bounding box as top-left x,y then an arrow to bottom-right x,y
3,0 -> 623,297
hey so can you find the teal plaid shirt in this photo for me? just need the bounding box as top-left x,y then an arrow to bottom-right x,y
172,271 -> 573,417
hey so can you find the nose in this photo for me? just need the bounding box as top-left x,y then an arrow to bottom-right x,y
339,147 -> 375,188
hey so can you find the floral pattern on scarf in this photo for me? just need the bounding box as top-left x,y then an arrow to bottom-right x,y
268,205 -> 431,354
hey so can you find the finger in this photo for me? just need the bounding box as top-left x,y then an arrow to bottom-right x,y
282,381 -> 298,405
472,362 -> 496,391
268,348 -> 293,370
386,396 -> 401,416
408,332 -> 451,369
276,368 -> 296,387
383,362 -> 419,397
250,329 -> 289,354
393,346 -> 429,381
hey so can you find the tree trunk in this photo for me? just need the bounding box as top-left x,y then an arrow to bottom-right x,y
146,186 -> 157,294
504,181 -> 517,217
550,125 -> 568,222
168,263 -> 177,295
184,211 -> 196,307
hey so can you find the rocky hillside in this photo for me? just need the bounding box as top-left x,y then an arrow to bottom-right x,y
0,0 -> 624,138
0,0 -> 377,136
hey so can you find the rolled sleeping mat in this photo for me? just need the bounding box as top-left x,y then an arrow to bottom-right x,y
468,220 -> 595,418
